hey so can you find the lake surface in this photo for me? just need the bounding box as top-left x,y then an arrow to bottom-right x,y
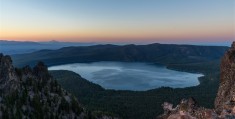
48,62 -> 203,91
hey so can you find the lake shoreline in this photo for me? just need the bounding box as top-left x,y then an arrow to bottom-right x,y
48,61 -> 203,91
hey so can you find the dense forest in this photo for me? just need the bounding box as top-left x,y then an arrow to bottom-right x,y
12,43 -> 228,67
11,43 -> 228,119
50,60 -> 220,119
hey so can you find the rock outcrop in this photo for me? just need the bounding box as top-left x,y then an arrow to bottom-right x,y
215,42 -> 235,113
0,54 -> 19,94
157,97 -> 217,119
0,53 -> 85,118
0,53 -> 117,119
157,42 -> 235,119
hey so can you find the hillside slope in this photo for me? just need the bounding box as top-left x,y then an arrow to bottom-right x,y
50,69 -> 219,119
0,54 -> 118,119
0,54 -> 84,118
12,43 -> 228,67
157,42 -> 235,119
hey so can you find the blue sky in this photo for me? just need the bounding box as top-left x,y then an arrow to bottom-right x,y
0,0 -> 234,45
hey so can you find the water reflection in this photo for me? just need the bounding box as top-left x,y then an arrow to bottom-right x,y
48,62 -> 203,91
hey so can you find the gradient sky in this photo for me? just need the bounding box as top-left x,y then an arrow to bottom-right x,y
0,0 -> 234,44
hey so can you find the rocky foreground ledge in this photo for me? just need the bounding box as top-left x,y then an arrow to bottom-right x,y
0,53 -> 118,119
157,42 -> 235,119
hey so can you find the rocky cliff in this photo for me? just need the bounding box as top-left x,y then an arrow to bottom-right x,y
215,42 -> 235,113
157,42 -> 235,119
0,53 -> 117,119
0,54 -> 19,95
0,53 -> 86,118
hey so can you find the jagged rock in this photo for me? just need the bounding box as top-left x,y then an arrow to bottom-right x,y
0,53 -> 117,119
0,53 -> 19,94
157,98 -> 214,119
215,41 -> 235,113
0,54 -> 85,119
158,42 -> 235,119
33,61 -> 51,80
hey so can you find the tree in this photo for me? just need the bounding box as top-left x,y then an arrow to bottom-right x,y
59,97 -> 70,113
31,94 -> 43,119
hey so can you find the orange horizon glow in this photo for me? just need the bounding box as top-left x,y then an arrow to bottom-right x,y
1,23 -> 233,42
0,0 -> 234,43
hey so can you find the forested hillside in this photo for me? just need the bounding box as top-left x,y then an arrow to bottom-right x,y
50,67 -> 219,119
12,43 -> 228,67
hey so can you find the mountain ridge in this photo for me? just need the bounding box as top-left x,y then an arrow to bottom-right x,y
12,43 -> 228,67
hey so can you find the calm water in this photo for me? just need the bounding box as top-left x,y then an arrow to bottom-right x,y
48,62 -> 203,91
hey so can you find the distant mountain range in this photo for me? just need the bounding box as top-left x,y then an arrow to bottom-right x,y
12,43 -> 229,67
0,40 -> 96,55
1,43 -> 232,119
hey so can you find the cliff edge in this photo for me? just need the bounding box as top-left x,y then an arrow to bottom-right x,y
157,42 -> 235,119
0,53 -> 117,119
215,42 -> 235,113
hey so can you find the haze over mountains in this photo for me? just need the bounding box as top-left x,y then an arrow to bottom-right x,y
12,43 -> 229,68
0,40 -> 96,55
0,40 -> 231,55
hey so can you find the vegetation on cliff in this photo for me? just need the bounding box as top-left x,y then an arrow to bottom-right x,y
0,54 -> 118,119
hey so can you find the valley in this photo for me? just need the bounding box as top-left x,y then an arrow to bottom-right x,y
9,43 -> 229,119
1,0 -> 234,118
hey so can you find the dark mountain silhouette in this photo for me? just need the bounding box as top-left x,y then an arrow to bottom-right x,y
0,40 -> 95,55
12,43 -> 228,67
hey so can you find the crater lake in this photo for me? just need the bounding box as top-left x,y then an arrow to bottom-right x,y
48,62 -> 203,91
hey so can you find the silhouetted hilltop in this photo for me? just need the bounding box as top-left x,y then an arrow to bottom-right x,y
12,43 -> 228,67
0,40 -> 95,55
